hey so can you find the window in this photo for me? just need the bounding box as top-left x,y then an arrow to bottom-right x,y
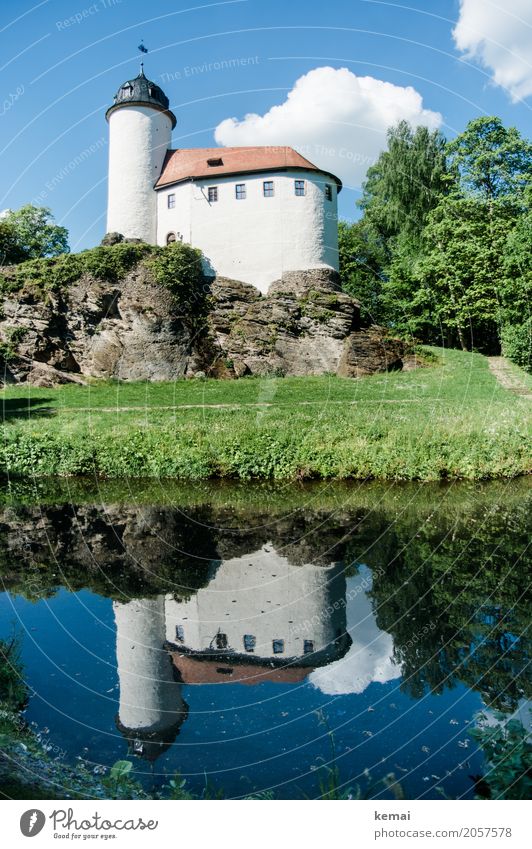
175,625 -> 184,642
303,640 -> 314,654
166,232 -> 176,245
272,639 -> 285,654
235,183 -> 246,200
207,157 -> 223,167
167,193 -> 175,209
208,186 -> 218,203
263,180 -> 274,197
325,184 -> 332,201
215,631 -> 228,649
294,179 -> 305,196
243,635 -> 256,653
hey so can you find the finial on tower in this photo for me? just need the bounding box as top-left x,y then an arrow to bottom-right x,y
140,61 -> 145,76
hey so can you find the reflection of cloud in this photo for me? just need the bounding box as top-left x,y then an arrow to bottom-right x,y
214,66 -> 442,188
453,0 -> 532,101
309,567 -> 400,695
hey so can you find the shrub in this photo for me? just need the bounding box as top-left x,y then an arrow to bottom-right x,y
501,319 -> 532,373
147,242 -> 210,328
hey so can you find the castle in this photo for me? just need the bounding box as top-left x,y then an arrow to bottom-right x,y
106,66 -> 341,294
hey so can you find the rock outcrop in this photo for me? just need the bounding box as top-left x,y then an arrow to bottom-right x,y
0,264 -> 404,384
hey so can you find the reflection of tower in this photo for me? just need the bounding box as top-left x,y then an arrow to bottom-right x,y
164,545 -> 351,684
114,596 -> 187,761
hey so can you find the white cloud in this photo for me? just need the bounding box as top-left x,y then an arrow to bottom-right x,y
214,66 -> 442,189
309,569 -> 401,696
453,0 -> 532,101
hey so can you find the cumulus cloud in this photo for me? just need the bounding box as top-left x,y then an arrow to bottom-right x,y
453,0 -> 532,101
309,569 -> 401,696
214,66 -> 442,189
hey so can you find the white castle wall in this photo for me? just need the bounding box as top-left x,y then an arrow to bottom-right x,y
114,596 -> 184,733
164,545 -> 346,660
107,105 -> 172,243
156,169 -> 339,293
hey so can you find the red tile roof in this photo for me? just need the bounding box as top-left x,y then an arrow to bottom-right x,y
171,652 -> 311,685
155,146 -> 342,190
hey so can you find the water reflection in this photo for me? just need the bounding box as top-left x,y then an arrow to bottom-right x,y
0,480 -> 530,795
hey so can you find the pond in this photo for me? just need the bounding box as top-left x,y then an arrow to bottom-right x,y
0,478 -> 530,799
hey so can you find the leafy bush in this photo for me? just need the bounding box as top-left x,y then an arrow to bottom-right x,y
470,712 -> 532,800
147,242 -> 210,328
501,319 -> 531,373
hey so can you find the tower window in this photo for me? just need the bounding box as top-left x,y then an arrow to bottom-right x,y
325,184 -> 333,201
175,625 -> 184,642
303,640 -> 314,654
294,180 -> 306,196
235,183 -> 246,200
263,181 -> 274,197
208,186 -> 218,203
166,232 -> 176,245
215,632 -> 228,649
272,639 -> 285,654
167,193 -> 175,209
243,635 -> 256,652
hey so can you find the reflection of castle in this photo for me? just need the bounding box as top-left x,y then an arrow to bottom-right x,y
113,544 -> 350,758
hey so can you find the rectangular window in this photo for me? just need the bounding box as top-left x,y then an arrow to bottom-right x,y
263,180 -> 274,197
303,640 -> 314,654
175,625 -> 184,642
167,193 -> 176,209
272,639 -> 285,654
208,186 -> 218,203
235,183 -> 246,200
294,179 -> 306,196
325,184 -> 332,201
243,635 -> 256,652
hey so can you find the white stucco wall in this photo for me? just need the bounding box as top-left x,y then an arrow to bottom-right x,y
156,169 -> 339,293
114,596 -> 184,733
164,545 -> 346,661
107,105 -> 172,243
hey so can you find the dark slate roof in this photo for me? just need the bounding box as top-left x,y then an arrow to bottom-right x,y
106,66 -> 176,127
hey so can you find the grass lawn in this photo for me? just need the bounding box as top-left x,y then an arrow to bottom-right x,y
0,347 -> 530,481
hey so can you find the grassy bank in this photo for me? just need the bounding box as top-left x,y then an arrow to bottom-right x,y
0,348 -> 530,481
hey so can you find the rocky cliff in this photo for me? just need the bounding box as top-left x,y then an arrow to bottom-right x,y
0,253 -> 404,385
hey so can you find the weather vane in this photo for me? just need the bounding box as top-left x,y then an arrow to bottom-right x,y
138,40 -> 148,54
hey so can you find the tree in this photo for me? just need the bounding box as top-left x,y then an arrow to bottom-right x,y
338,220 -> 386,323
447,117 -> 532,201
347,121 -> 449,329
359,120 -> 449,250
415,196 -> 517,352
0,205 -> 69,263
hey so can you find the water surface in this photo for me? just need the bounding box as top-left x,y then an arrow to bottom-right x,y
0,479 -> 529,799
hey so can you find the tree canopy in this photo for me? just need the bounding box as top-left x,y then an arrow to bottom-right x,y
338,116 -> 531,365
0,205 -> 69,265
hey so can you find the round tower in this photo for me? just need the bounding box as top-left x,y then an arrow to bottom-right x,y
105,65 -> 176,244
114,596 -> 187,762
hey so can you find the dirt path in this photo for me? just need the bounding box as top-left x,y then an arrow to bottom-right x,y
487,357 -> 531,397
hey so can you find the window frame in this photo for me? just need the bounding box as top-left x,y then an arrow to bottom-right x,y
272,639 -> 285,654
235,183 -> 247,200
263,180 -> 274,197
294,179 -> 306,196
207,186 -> 218,203
325,184 -> 333,201
167,193 -> 176,209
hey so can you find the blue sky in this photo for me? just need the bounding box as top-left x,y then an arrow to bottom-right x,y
1,0 -> 531,250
